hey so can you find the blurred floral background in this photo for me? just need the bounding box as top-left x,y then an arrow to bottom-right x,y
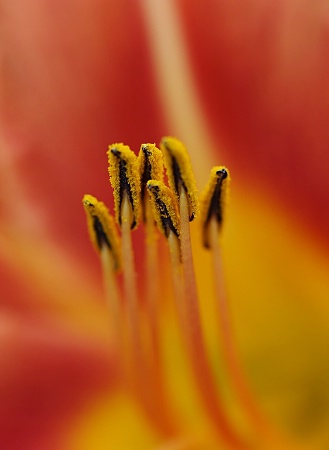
1,0 -> 329,449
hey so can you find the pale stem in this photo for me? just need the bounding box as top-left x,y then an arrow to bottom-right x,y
121,193 -> 143,394
145,198 -> 161,374
144,199 -> 179,436
100,246 -> 123,355
122,193 -> 178,437
167,231 -> 185,327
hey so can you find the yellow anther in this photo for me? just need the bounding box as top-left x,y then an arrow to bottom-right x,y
82,194 -> 121,271
199,166 -> 230,248
146,180 -> 180,238
160,136 -> 199,221
107,143 -> 141,229
138,143 -> 164,185
137,143 -> 164,221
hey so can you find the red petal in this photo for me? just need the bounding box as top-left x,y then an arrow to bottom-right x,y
178,0 -> 329,246
0,308 -> 118,450
1,0 -> 167,262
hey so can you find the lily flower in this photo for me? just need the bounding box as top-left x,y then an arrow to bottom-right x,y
1,1 -> 329,449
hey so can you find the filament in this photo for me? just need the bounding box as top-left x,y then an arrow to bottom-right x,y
120,192 -> 142,395
179,186 -> 246,449
144,198 -> 179,436
144,197 -> 161,375
100,245 -> 123,356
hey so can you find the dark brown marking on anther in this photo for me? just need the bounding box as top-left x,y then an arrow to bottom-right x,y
203,168 -> 228,248
140,145 -> 153,222
148,185 -> 179,238
93,216 -> 112,251
172,157 -> 184,196
111,148 -> 136,229
171,156 -> 194,222
157,198 -> 179,238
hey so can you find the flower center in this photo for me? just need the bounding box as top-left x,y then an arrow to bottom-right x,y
83,137 -> 288,449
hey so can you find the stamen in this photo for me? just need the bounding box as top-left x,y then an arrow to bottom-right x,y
138,144 -> 164,360
146,179 -> 183,306
82,194 -> 122,351
201,170 -> 289,446
138,149 -> 178,434
179,185 -> 245,448
201,169 -> 265,428
160,136 -> 199,221
107,146 -> 143,392
107,143 -> 141,229
139,148 -> 165,395
117,192 -> 163,434
200,166 -> 229,249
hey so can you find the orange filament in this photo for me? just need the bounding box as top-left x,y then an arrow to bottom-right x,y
120,193 -> 142,391
178,186 -> 247,449
144,197 -> 161,377
120,193 -> 177,437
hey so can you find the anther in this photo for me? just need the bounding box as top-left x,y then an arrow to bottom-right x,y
160,137 -> 199,221
146,180 -> 180,238
200,166 -> 230,248
138,144 -> 164,222
82,194 -> 121,271
107,143 -> 141,230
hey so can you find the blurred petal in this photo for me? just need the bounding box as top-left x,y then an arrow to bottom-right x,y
0,308 -> 118,450
0,226 -> 119,449
0,0 -> 166,263
177,0 -> 329,244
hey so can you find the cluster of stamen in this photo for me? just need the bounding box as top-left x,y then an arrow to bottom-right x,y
83,137 -> 286,449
